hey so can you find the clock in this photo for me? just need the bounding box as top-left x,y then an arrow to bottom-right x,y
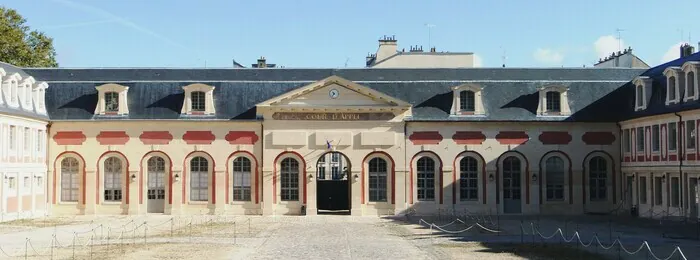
329,89 -> 339,99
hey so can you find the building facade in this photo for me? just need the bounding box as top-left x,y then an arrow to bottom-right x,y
1,46 -> 698,219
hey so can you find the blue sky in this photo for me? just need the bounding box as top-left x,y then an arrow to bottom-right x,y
3,0 -> 699,68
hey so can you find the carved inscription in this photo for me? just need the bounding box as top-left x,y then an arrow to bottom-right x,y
272,112 -> 394,121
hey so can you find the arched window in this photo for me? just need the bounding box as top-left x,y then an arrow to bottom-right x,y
147,157 -> 166,200
688,72 -> 695,98
545,156 -> 565,201
459,157 -> 478,201
368,157 -> 388,202
191,91 -> 206,112
280,158 -> 299,201
502,156 -> 522,201
190,156 -> 209,202
232,157 -> 252,201
589,156 -> 607,201
60,157 -> 79,202
416,157 -> 435,201
104,91 -> 119,112
104,157 -> 123,202
668,76 -> 677,100
459,90 -> 475,111
545,91 -> 561,112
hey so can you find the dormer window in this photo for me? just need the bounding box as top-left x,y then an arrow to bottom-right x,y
537,85 -> 570,116
182,84 -> 216,116
459,90 -> 475,112
682,61 -> 699,101
33,82 -> 48,114
451,84 -> 484,115
545,91 -> 561,112
663,67 -> 683,105
94,83 -> 129,116
633,76 -> 652,111
20,77 -> 35,110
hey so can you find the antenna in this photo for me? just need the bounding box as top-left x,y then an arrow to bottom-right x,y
500,46 -> 507,67
344,57 -> 350,68
615,28 -> 625,52
424,23 -> 436,49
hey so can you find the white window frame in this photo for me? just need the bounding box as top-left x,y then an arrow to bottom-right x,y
20,77 -> 35,111
663,67 -> 683,105
633,77 -> 651,111
651,124 -> 660,153
94,83 -> 129,115
450,84 -> 484,116
60,157 -> 80,203
537,85 -> 571,116
682,62 -> 699,101
181,83 -> 216,115
668,122 -> 678,152
280,157 -> 300,202
636,127 -> 644,152
189,156 -> 209,202
686,120 -> 696,150
34,82 -> 48,114
368,157 -> 388,202
2,73 -> 21,108
9,125 -> 16,151
103,157 -> 123,202
232,156 -> 252,202
416,156 -> 437,202
0,68 -> 5,105
543,155 -> 566,202
458,156 -> 479,202
147,156 -> 166,201
588,156 -> 609,202
23,127 -> 30,152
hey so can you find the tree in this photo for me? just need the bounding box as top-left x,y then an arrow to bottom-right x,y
0,7 -> 57,67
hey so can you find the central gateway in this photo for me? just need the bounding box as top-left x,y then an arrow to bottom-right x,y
316,151 -> 351,214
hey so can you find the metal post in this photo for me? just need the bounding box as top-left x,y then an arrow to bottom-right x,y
609,219 -> 613,243
24,238 -> 28,260
90,234 -> 94,260
520,219 -> 524,243
248,218 -> 251,236
497,213 -> 500,236
50,235 -> 54,260
144,224 -> 148,248
170,218 -> 174,237
617,235 -> 621,260
72,233 -> 76,260
234,221 -> 237,244
189,223 -> 192,243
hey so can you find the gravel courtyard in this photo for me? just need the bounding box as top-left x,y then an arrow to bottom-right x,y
0,214 -> 695,259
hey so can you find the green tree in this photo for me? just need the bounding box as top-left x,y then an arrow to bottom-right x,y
0,7 -> 57,67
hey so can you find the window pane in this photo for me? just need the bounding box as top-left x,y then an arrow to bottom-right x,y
368,158 -> 388,202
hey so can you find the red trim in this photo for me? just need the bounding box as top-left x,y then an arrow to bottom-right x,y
182,151 -> 216,204
182,131 -> 216,145
139,131 -> 173,145
409,151 -> 444,204
225,131 -> 259,145
538,131 -> 572,145
688,154 -> 697,161
452,131 -> 486,145
408,131 -> 443,145
361,151 -> 396,204
697,120 -> 700,159
225,151 -> 259,204
645,126 -> 651,161
494,151 -> 530,205
52,152 -> 86,205
538,151 -> 573,205
661,124 -> 667,161
96,131 -> 130,145
138,151 -> 173,205
272,151 -> 306,204
452,151 -> 487,205
495,131 -> 529,145
581,132 -> 616,145
53,131 -> 87,145
96,151 -> 130,205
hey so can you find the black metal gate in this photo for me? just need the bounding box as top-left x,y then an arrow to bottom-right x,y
317,179 -> 350,211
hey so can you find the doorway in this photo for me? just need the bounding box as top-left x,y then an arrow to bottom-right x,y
626,175 -> 634,210
147,157 -> 166,213
502,156 -> 522,214
316,151 -> 351,214
690,178 -> 699,220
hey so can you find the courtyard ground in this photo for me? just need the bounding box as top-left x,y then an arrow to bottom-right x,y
0,213 -> 695,259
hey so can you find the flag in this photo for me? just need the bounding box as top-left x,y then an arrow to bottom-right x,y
326,140 -> 332,150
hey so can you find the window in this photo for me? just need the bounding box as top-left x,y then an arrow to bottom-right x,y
8,177 -> 15,189
103,157 -> 122,202
232,157 -> 252,201
687,120 -> 696,149
9,125 -> 15,150
652,125 -> 660,152
280,158 -> 299,201
654,176 -> 663,205
147,157 -> 165,200
416,157 -> 435,201
23,127 -> 29,151
104,92 -> 119,112
37,130 -> 43,152
668,76 -> 677,101
317,156 -> 326,180
636,127 -> 644,152
688,71 -> 696,98
671,177 -> 680,207
636,85 -> 644,108
24,84 -> 31,107
60,157 -> 79,202
36,176 -> 43,188
368,157 -> 388,202
639,176 -> 647,204
459,90 -> 475,111
459,157 -> 478,201
190,156 -> 209,202
589,156 -> 607,201
623,129 -> 631,153
545,156 -> 565,201
191,91 -> 206,112
23,176 -> 29,189
545,91 -> 561,112
669,123 -> 678,151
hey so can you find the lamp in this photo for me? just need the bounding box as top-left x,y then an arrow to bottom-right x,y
174,174 -> 180,182
130,174 -> 137,182
662,174 -> 667,183
488,174 -> 494,182
308,174 -> 314,180
353,174 -> 359,180
531,174 -> 538,183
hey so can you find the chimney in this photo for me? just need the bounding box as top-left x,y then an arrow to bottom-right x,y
365,53 -> 376,66
681,43 -> 695,58
375,35 -> 398,63
257,56 -> 266,68
430,47 -> 436,52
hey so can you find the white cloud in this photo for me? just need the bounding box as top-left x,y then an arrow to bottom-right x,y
661,42 -> 687,63
473,54 -> 483,67
594,35 -> 624,59
533,48 -> 564,65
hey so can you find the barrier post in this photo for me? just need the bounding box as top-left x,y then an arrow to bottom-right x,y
520,219 -> 524,243
24,238 -> 28,260
90,234 -> 94,260
144,224 -> 148,249
188,223 -> 192,243
248,218 -> 251,236
617,235 -> 621,260
234,221 -> 237,245
593,232 -> 597,255
170,218 -> 174,237
496,213 -> 500,237
50,235 -> 54,260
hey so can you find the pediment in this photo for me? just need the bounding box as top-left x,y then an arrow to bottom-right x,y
257,76 -> 411,109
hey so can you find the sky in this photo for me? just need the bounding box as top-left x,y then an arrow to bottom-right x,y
3,0 -> 700,68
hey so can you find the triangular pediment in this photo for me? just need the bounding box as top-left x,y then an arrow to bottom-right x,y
256,76 -> 411,109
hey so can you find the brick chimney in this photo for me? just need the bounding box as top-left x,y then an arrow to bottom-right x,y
375,35 -> 397,63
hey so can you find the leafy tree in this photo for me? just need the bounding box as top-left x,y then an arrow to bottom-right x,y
0,7 -> 57,67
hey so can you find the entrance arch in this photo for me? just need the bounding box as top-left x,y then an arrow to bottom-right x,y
315,151 -> 352,214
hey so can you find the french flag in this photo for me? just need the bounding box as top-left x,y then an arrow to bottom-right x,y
326,140 -> 332,150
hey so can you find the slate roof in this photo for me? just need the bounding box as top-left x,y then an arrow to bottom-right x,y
618,51 -> 700,121
22,67 -> 645,122
0,62 -> 49,121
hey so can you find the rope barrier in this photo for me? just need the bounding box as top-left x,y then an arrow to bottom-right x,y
418,218 -> 502,234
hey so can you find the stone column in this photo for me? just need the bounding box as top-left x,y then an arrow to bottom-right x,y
167,169 -> 183,215
127,170 -> 140,215
350,167 -> 361,216
84,170 -> 97,215
212,170 -> 225,214
262,169 -> 274,215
